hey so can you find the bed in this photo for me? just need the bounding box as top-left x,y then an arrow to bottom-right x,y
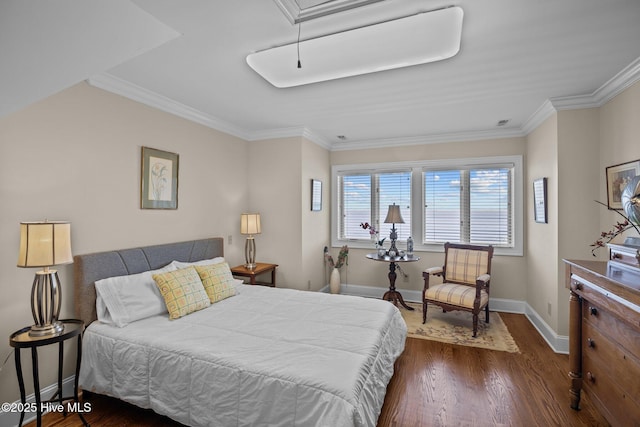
74,238 -> 407,427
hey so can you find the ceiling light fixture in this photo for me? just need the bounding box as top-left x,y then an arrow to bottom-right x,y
247,6 -> 464,88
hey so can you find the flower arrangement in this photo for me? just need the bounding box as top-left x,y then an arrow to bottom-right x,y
324,245 -> 349,269
590,200 -> 640,256
360,222 -> 386,247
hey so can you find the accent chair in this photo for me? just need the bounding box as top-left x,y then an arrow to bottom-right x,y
422,242 -> 494,337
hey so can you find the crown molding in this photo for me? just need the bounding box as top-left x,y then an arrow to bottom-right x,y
246,126 -> 333,149
521,56 -> 640,134
88,56 -> 640,152
330,127 -> 526,151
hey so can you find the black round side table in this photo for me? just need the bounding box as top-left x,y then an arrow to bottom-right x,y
9,319 -> 89,427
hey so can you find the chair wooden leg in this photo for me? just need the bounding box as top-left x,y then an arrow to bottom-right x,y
422,301 -> 427,324
472,313 -> 479,337
485,305 -> 490,323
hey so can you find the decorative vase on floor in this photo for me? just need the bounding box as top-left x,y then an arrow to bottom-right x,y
329,268 -> 341,294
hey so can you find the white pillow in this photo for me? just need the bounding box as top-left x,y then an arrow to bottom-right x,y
95,263 -> 176,327
170,257 -> 225,269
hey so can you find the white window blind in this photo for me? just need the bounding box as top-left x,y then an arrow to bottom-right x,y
423,166 -> 513,247
338,170 -> 411,242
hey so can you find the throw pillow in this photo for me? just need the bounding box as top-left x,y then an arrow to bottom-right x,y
194,262 -> 237,304
152,266 -> 210,319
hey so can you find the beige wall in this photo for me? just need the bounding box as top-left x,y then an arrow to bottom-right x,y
556,108 -> 600,334
247,136 -> 331,291
0,82 -> 249,405
330,137 -> 528,301
526,114 -> 559,330
247,137 -> 302,287
301,139 -> 331,291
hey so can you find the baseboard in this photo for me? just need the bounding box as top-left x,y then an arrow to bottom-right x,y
324,283 -> 569,354
524,303 -> 569,354
0,376 -> 76,427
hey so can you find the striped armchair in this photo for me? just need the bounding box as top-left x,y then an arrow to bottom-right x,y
422,242 -> 494,337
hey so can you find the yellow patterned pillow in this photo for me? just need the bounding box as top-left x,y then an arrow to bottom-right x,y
194,262 -> 237,304
152,266 -> 210,319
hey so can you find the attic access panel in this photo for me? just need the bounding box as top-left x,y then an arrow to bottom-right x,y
274,0 -> 387,24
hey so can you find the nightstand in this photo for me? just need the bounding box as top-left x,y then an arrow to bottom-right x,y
231,263 -> 278,287
9,319 -> 89,427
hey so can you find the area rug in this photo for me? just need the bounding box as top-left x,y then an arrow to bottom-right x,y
401,302 -> 520,353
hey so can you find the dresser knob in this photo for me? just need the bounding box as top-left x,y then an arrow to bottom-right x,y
572,281 -> 582,291
587,338 -> 595,348
612,253 -> 621,259
589,306 -> 598,316
587,372 -> 595,383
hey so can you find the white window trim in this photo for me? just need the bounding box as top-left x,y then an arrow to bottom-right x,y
331,155 -> 523,256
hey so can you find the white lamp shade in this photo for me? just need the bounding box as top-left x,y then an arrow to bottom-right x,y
240,213 -> 262,235
384,204 -> 405,224
17,221 -> 73,268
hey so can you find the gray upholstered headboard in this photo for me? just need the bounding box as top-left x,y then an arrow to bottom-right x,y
74,237 -> 224,327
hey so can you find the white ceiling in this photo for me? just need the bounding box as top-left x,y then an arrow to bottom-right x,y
3,0 -> 640,150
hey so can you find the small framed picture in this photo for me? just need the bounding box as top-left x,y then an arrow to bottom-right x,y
141,146 -> 179,209
606,159 -> 640,210
311,179 -> 322,211
533,178 -> 547,224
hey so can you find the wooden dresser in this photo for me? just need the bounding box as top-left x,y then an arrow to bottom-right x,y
564,259 -> 640,426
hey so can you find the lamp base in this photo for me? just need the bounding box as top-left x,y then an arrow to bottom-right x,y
29,321 -> 64,337
29,270 -> 63,337
244,236 -> 257,271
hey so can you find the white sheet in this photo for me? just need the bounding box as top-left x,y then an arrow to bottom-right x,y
79,285 -> 407,427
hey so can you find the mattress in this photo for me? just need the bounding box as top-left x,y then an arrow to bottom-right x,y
79,285 -> 407,427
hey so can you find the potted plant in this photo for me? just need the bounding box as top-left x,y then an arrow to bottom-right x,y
324,245 -> 349,294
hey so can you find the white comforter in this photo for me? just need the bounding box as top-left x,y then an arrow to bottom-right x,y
79,285 -> 407,427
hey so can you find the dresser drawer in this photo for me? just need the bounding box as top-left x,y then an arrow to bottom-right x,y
582,320 -> 640,405
582,302 -> 640,357
609,244 -> 640,269
583,350 -> 640,427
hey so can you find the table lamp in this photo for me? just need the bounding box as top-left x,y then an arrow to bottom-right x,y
384,204 -> 404,256
240,213 -> 261,270
17,221 -> 73,337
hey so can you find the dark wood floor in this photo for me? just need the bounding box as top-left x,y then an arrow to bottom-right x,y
27,313 -> 609,427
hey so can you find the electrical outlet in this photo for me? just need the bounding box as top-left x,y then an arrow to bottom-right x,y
228,235 -> 233,244
547,302 -> 552,316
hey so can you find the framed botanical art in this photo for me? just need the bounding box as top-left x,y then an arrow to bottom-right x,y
311,179 -> 322,211
141,146 -> 179,209
606,159 -> 640,210
533,177 -> 547,224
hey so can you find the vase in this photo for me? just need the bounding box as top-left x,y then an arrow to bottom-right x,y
329,268 -> 341,294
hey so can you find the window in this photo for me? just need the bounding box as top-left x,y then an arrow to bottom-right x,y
338,170 -> 411,242
424,167 -> 512,246
332,156 -> 523,256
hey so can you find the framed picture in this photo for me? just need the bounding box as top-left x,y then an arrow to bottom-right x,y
606,159 -> 640,210
141,146 -> 179,209
311,179 -> 322,211
533,178 -> 547,224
